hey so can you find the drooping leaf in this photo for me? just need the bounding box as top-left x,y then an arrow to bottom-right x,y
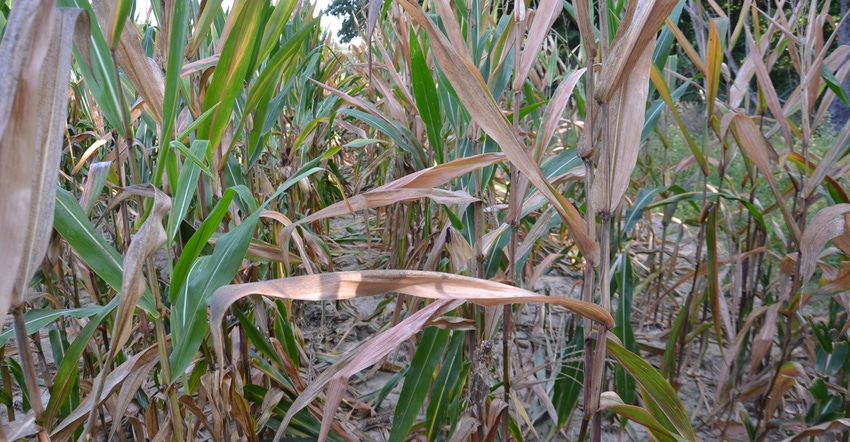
397,0 -> 599,263
607,333 -> 696,440
85,185 -> 170,435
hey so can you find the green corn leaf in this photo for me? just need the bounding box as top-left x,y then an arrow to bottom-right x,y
54,188 -> 156,314
45,297 -> 119,424
0,305 -> 106,347
608,334 -> 696,441
167,140 -> 210,243
108,0 -> 133,49
426,331 -> 465,441
600,392 -> 686,442
197,0 -> 265,162
822,63 -> 850,107
169,188 -> 236,304
410,31 -> 444,164
389,326 -> 451,441
153,0 -> 190,186
552,325 -> 583,427
613,255 -> 637,406
170,209 -> 261,381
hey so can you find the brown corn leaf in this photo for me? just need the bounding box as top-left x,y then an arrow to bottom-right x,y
93,0 -> 165,123
783,419 -> 850,442
281,188 -> 477,262
718,305 -> 772,397
209,270 -> 617,430
51,343 -> 161,442
594,0 -> 679,103
108,339 -> 171,438
431,0 -> 469,58
0,1 -> 88,326
593,40 -> 655,213
312,299 -> 461,442
804,112 -> 850,198
79,161 -> 113,215
109,185 -> 171,356
210,271 -> 615,382
765,362 -> 806,424
514,0 -> 563,90
799,204 -> 850,283
85,184 -> 170,436
378,152 -> 507,190
663,17 -> 706,77
744,28 -> 793,147
723,113 -> 801,245
397,0 -> 599,263
533,68 -> 586,161
749,304 -> 779,377
260,210 -> 319,274
5,412 -> 37,441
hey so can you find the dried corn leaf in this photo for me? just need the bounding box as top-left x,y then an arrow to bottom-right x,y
0,1 -> 88,325
93,0 -> 165,123
573,0 -> 596,61
210,269 -> 616,436
52,344 -> 161,442
280,188 -> 476,261
783,419 -> 850,442
593,40 -> 655,213
378,152 -> 506,190
723,113 -> 801,245
398,0 -> 599,262
744,28 -> 793,146
594,0 -> 678,103
514,0 -> 562,89
312,299 -> 461,442
799,204 -> 850,283
86,184 -> 170,434
749,304 -> 779,377
533,68 -> 585,161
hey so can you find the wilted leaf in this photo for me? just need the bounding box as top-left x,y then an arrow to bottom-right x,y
86,185 -> 170,434
92,0 -> 165,123
533,68 -> 586,161
593,40 -> 655,213
744,27 -> 793,147
379,154 -> 506,189
514,0 -> 563,90
52,343 -> 161,442
594,0 -> 679,103
723,113 -> 801,245
0,2 -> 88,326
281,189 -> 478,256
783,419 -> 850,442
397,0 -> 599,263
799,204 -> 850,283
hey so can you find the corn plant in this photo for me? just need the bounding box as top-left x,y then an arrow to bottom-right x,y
3,0 -> 850,441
